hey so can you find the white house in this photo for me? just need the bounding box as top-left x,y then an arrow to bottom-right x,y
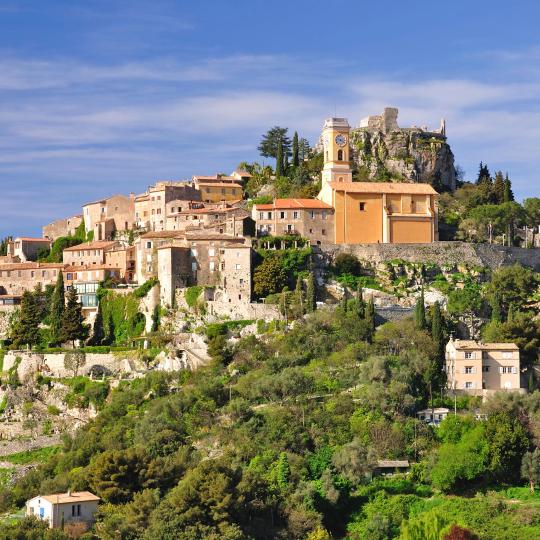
26,491 -> 100,529
416,407 -> 450,426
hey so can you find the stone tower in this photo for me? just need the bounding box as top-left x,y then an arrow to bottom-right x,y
321,117 -> 352,190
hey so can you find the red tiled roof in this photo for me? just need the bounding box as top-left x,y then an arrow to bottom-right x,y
255,198 -> 333,210
0,262 -> 65,271
327,181 -> 438,195
63,241 -> 117,252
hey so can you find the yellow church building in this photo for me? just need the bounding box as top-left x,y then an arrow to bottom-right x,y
317,117 -> 438,244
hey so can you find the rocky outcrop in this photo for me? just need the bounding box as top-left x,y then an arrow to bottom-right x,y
351,107 -> 456,190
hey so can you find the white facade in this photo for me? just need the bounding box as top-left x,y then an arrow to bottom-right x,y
26,491 -> 99,529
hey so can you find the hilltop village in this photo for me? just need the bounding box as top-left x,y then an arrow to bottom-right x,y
0,109 -> 540,538
1,114 -> 439,317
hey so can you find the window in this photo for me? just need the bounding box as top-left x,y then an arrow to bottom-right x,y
322,229 -> 326,236
465,382 -> 474,389
310,211 -> 315,219
191,262 -> 197,271
337,149 -> 343,161
482,365 -> 490,372
309,228 -> 313,234
280,211 -> 286,219
322,211 -> 327,220
359,202 -> 366,211
71,504 -> 81,517
465,352 -> 475,359
146,241 -> 152,249
235,264 -> 241,270
239,278 -> 244,284
266,212 -> 272,219
500,366 -> 517,374
293,211 -> 299,219
465,366 -> 474,374
157,208 -> 161,215
259,212 -> 264,220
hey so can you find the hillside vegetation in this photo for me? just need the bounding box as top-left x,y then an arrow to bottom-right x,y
1,263 -> 540,539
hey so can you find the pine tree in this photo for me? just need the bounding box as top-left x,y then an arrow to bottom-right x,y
356,283 -> 365,319
365,297 -> 375,339
90,301 -> 105,345
60,287 -> 88,347
504,173 -> 514,202
414,288 -> 427,329
306,272 -> 316,313
275,138 -> 284,177
292,131 -> 299,167
493,171 -> 505,204
11,290 -> 41,349
49,272 -> 65,344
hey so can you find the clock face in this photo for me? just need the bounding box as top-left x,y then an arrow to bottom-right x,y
335,134 -> 347,147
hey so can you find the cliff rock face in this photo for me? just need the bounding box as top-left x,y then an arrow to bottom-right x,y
350,107 -> 456,190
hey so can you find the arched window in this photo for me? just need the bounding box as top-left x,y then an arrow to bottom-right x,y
337,149 -> 343,161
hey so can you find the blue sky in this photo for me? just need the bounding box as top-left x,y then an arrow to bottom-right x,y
1,0 -> 540,237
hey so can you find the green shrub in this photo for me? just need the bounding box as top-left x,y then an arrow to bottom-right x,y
4,446 -> 59,465
185,286 -> 204,308
133,277 -> 159,298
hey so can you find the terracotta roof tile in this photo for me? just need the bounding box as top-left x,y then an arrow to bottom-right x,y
255,198 -> 333,210
63,241 -> 117,252
40,491 -> 100,504
327,181 -> 438,195
15,237 -> 51,243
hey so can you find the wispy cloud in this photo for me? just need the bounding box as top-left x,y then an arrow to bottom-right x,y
1,46 -> 540,237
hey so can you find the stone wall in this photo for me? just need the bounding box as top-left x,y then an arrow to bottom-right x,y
316,242 -> 540,271
3,351 -> 145,379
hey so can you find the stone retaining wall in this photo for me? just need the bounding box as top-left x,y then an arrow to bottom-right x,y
316,242 -> 540,271
3,351 -> 143,379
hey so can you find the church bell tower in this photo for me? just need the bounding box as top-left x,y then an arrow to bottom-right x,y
321,117 -> 353,189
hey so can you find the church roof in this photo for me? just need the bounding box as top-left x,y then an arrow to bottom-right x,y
327,181 -> 438,195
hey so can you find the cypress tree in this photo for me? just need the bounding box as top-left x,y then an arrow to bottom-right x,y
151,305 -> 160,332
294,275 -> 304,315
504,173 -> 514,202
493,171 -> 505,204
90,301 -> 105,345
365,297 -> 375,339
490,292 -> 502,323
306,272 -> 316,313
356,283 -> 365,319
279,286 -> 289,320
11,290 -> 41,349
414,288 -> 427,329
60,287 -> 88,347
431,301 -> 444,360
50,272 -> 65,344
292,131 -> 299,167
507,303 -> 516,323
276,138 -> 284,177
341,286 -> 348,313
105,311 -> 115,345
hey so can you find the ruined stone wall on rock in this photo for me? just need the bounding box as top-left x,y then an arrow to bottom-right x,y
351,108 -> 456,190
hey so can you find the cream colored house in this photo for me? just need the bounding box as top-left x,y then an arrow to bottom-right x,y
26,491 -> 99,529
445,339 -> 523,396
